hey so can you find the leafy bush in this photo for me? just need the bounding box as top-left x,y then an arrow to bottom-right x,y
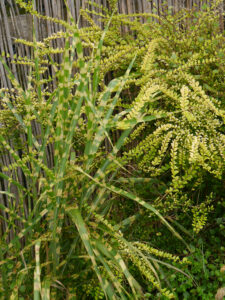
79,0 -> 225,230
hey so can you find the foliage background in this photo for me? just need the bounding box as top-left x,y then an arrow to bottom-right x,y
0,0 -> 225,299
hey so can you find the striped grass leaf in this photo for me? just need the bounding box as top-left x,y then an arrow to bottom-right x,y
41,277 -> 51,300
48,26 -> 88,272
91,242 -> 128,299
74,166 -> 188,249
0,171 -> 27,191
91,211 -> 177,298
9,270 -> 28,300
93,239 -> 143,299
81,16 -> 115,160
0,232 -> 50,270
1,207 -> 49,259
83,56 -> 136,172
66,206 -> 116,299
34,241 -> 41,300
79,127 -> 134,210
113,213 -> 141,232
0,246 -> 9,299
91,10 -> 116,98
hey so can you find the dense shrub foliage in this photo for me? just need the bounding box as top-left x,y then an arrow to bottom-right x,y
80,0 -> 225,236
0,0 -> 224,299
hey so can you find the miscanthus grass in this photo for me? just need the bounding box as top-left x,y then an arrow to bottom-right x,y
0,1 -> 189,299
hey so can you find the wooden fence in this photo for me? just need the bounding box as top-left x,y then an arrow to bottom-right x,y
0,0 -> 224,88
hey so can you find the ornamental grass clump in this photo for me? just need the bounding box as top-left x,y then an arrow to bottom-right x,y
0,1 -> 189,299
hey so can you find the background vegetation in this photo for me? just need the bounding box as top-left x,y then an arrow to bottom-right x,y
0,0 -> 225,299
